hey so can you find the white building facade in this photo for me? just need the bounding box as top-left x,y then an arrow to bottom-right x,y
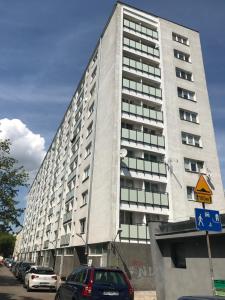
18,2 -> 224,289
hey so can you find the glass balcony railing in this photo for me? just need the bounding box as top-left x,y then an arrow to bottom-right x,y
120,224 -> 150,240
122,101 -> 163,123
122,78 -> 162,99
60,234 -> 70,246
48,207 -> 53,217
121,187 -> 169,207
121,128 -> 165,148
46,224 -> 51,232
121,157 -> 167,176
43,240 -> 49,249
123,56 -> 161,78
123,18 -> 158,40
123,37 -> 159,58
63,211 -> 72,224
66,189 -> 75,202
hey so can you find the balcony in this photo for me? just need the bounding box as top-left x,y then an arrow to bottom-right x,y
120,224 -> 150,241
122,101 -> 163,123
121,187 -> 169,207
122,78 -> 162,100
66,189 -> 75,202
121,157 -> 167,177
121,128 -> 165,148
48,207 -> 53,217
46,224 -> 51,232
123,56 -> 161,80
43,240 -> 49,249
63,211 -> 73,224
67,169 -> 76,182
123,37 -> 159,58
123,18 -> 158,41
60,234 -> 70,246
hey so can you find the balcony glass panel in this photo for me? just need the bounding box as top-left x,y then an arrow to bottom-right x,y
138,190 -> 145,203
143,133 -> 151,144
130,189 -> 137,202
129,157 -> 136,169
139,225 -> 147,239
130,104 -> 136,114
153,192 -> 161,205
121,188 -> 129,201
121,128 -> 129,139
121,224 -> 129,238
137,132 -> 143,142
130,130 -> 136,140
151,162 -> 159,173
151,135 -> 157,145
137,159 -> 144,170
161,193 -> 169,206
143,108 -> 149,118
136,106 -> 142,115
159,163 -> 167,175
130,225 -> 138,238
122,102 -> 129,112
150,110 -> 156,119
144,161 -> 152,172
158,136 -> 165,147
146,192 -> 154,204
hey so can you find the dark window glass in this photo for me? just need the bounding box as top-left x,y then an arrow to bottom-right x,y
171,243 -> 186,269
94,270 -> 127,286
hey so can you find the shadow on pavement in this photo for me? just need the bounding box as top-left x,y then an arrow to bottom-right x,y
0,293 -> 50,300
0,275 -> 21,287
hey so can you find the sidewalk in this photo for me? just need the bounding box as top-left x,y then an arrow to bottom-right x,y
134,291 -> 157,300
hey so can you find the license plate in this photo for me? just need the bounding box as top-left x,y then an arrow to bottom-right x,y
40,282 -> 49,284
103,291 -> 119,296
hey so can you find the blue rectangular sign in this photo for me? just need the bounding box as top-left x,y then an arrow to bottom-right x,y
195,208 -> 222,232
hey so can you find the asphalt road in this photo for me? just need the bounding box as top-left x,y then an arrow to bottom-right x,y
0,265 -> 56,300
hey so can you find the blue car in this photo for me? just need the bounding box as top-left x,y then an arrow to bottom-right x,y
56,266 -> 134,300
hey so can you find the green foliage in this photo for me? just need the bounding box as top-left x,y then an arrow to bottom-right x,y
0,232 -> 16,257
0,139 -> 29,232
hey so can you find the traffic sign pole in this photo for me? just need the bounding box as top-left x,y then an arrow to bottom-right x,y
202,203 -> 215,296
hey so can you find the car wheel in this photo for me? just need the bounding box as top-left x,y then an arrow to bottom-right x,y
55,294 -> 61,300
26,282 -> 31,292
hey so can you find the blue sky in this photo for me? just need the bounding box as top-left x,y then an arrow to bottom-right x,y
0,0 -> 225,213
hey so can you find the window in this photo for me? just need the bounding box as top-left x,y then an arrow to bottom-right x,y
90,83 -> 96,97
80,218 -> 86,234
174,49 -> 190,62
182,132 -> 201,147
123,37 -> 159,58
91,67 -> 97,82
83,166 -> 90,181
120,210 -> 133,225
123,56 -> 161,77
177,87 -> 195,101
176,68 -> 192,81
85,143 -> 92,158
81,190 -> 88,206
179,109 -> 198,123
65,247 -> 74,255
187,186 -> 195,200
87,122 -> 93,137
172,32 -> 189,45
184,158 -> 204,173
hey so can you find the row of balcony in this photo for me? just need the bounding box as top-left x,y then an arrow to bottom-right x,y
122,101 -> 163,123
122,78 -> 162,99
123,37 -> 159,58
120,224 -> 150,240
121,187 -> 168,207
123,18 -> 158,40
123,56 -> 161,78
66,189 -> 75,202
121,128 -> 165,148
121,157 -> 167,176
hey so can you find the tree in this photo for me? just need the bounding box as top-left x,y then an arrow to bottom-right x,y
0,232 -> 16,257
0,138 -> 29,232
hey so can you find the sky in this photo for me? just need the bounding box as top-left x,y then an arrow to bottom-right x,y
0,0 -> 225,214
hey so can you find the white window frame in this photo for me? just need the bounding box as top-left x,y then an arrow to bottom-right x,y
174,49 -> 190,62
83,166 -> 90,181
182,132 -> 201,147
187,186 -> 195,200
184,158 -> 204,173
180,109 -> 198,123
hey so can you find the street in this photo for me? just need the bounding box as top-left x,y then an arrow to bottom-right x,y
0,266 -> 55,300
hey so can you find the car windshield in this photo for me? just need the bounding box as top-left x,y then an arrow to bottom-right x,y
93,270 -> 127,286
32,269 -> 55,275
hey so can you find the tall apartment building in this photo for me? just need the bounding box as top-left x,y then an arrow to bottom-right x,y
19,2 -> 225,289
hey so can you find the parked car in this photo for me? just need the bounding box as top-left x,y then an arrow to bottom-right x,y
4,258 -> 14,268
14,261 -> 24,277
24,266 -> 57,292
178,297 -> 225,299
17,262 -> 35,281
55,266 -> 134,300
20,262 -> 35,282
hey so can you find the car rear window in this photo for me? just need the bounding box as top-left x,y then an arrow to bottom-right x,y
32,269 -> 54,275
93,270 -> 127,286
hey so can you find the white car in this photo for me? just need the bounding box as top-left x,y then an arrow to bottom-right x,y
24,266 -> 57,292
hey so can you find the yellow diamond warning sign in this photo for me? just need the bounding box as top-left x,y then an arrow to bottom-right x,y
194,175 -> 212,204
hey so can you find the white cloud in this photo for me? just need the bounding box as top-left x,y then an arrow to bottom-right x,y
0,118 -> 46,182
